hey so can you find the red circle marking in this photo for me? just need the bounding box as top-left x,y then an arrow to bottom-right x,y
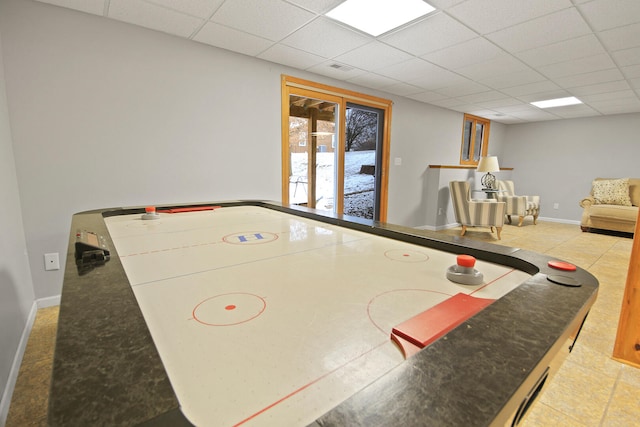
193,293 -> 266,326
384,249 -> 429,262
457,255 -> 476,268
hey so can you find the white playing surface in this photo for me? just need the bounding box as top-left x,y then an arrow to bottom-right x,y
105,206 -> 531,427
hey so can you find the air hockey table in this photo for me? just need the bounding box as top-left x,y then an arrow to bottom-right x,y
49,201 -> 598,427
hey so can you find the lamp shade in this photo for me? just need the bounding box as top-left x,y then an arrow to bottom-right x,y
476,156 -> 500,172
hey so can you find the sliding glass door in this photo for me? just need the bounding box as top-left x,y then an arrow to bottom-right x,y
282,76 -> 391,222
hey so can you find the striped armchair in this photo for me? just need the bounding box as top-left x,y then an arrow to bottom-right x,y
496,180 -> 540,226
449,181 -> 506,239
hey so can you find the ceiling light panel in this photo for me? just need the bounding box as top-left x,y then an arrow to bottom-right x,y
531,96 -> 583,108
326,0 -> 436,37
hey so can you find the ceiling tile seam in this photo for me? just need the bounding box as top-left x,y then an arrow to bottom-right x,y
281,0 -> 331,14
187,0 -> 230,40
139,0 -> 213,21
572,1 -> 640,104
454,4 -> 579,37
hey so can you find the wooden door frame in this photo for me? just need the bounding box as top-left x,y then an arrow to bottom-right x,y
281,75 -> 392,222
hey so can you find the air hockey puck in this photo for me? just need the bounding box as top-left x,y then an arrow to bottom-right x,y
141,206 -> 160,220
548,260 -> 576,271
547,275 -> 581,287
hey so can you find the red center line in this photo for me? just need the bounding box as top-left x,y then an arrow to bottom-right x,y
469,268 -> 518,295
232,341 -> 389,427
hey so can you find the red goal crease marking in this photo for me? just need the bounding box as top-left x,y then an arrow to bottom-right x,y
232,341 -> 388,427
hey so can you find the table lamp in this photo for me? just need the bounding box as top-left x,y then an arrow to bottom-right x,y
477,156 -> 500,190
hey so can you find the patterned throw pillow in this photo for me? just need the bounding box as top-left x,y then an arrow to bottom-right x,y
592,178 -> 632,206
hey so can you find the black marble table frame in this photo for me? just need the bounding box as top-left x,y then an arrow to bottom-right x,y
49,201 -> 598,427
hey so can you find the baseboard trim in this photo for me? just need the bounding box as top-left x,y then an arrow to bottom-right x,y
37,295 -> 61,308
0,301 -> 38,427
537,217 -> 580,225
416,218 -> 580,231
415,223 -> 459,232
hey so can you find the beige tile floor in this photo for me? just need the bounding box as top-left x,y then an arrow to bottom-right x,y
6,220 -> 640,426
437,220 -> 640,426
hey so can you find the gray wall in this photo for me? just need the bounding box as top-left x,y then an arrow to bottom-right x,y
502,113 -> 640,222
0,22 -> 36,423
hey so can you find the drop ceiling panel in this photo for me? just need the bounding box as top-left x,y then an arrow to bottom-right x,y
409,68 -> 469,91
380,12 -> 477,56
193,22 -> 273,56
590,98 -> 640,114
480,69 -> 547,90
281,17 -> 370,59
554,69 -> 624,88
455,54 -> 530,81
406,91 -> 450,103
109,0 -> 204,38
285,0 -> 344,14
435,80 -> 490,97
333,41 -> 414,70
346,73 -> 398,90
457,90 -> 510,104
486,8 -> 592,53
380,82 -> 424,97
598,23 -> 640,52
376,58 -> 446,82
448,0 -> 572,35
569,80 -> 632,96
37,0 -> 104,15
508,109 -> 560,121
577,0 -> 640,32
623,65 -> 640,78
305,61 -> 367,81
515,35 -> 607,68
210,0 -> 315,41
613,48 -> 640,67
538,54 -> 617,79
257,44 -> 325,69
422,37 -> 505,70
581,90 -> 639,103
500,81 -> 563,97
549,104 -> 600,118
145,0 -> 225,18
517,90 -> 572,104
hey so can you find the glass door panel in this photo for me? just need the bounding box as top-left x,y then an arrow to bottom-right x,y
287,94 -> 339,212
344,104 -> 383,220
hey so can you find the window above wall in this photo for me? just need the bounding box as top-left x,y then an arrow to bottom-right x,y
460,114 -> 490,166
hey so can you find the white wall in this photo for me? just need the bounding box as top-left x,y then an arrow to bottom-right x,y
502,113 -> 640,222
0,0 -> 487,300
0,20 -> 36,424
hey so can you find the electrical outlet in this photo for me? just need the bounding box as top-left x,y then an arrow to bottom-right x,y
394,157 -> 402,166
438,208 -> 443,215
553,203 -> 559,210
44,253 -> 60,271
